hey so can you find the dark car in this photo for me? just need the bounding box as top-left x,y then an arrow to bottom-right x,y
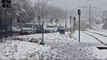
36,24 -> 43,33
57,26 -> 65,31
57,26 -> 65,34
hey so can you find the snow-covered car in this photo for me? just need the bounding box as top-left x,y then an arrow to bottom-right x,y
20,23 -> 37,34
44,25 -> 58,33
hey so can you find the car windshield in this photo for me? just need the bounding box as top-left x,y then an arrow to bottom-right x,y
23,24 -> 33,27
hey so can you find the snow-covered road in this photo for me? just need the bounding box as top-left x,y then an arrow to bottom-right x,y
87,30 -> 107,44
73,31 -> 102,45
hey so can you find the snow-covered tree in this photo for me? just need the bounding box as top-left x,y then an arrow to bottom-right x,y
10,0 -> 35,25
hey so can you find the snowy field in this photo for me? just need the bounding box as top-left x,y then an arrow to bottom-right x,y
0,31 -> 107,59
13,32 -> 74,43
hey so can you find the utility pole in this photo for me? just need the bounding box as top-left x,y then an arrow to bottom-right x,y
69,16 -> 72,32
38,16 -> 41,25
79,4 -> 97,29
89,4 -> 91,29
65,7 -> 67,29
73,16 -> 76,32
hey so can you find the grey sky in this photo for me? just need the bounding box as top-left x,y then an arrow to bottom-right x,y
31,0 -> 107,11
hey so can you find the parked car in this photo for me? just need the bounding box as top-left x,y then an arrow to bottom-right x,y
12,26 -> 21,33
44,25 -> 58,33
20,23 -> 37,34
57,26 -> 65,31
35,24 -> 43,33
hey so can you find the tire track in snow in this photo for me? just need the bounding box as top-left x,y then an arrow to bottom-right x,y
87,31 -> 107,37
83,31 -> 107,46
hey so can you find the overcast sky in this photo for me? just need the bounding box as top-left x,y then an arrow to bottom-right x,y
30,0 -> 107,20
31,0 -> 107,11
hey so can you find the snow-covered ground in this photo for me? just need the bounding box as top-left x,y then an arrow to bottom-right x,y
92,23 -> 104,29
0,31 -> 107,60
73,31 -> 101,45
72,30 -> 107,59
0,39 -> 50,60
13,32 -> 74,43
88,29 -> 107,36
86,29 -> 107,44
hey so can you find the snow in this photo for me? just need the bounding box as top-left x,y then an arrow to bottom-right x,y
72,31 -> 101,45
13,32 -> 74,43
88,29 -> 107,36
97,50 -> 107,59
92,23 -> 104,29
0,40 -> 50,60
86,30 -> 107,44
47,42 -> 107,59
1,31 -> 107,59
72,30 -> 107,59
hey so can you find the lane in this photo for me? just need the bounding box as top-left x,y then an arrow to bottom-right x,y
87,29 -> 107,37
73,31 -> 102,45
84,31 -> 107,45
83,31 -> 107,46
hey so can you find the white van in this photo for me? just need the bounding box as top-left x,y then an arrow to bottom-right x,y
21,23 -> 37,34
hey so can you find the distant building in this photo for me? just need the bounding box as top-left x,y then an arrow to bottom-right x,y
102,11 -> 107,23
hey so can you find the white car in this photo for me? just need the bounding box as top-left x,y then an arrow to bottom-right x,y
44,25 -> 58,33
21,23 -> 37,34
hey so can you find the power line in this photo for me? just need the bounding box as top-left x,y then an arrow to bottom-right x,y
79,4 -> 97,29
83,0 -> 90,7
